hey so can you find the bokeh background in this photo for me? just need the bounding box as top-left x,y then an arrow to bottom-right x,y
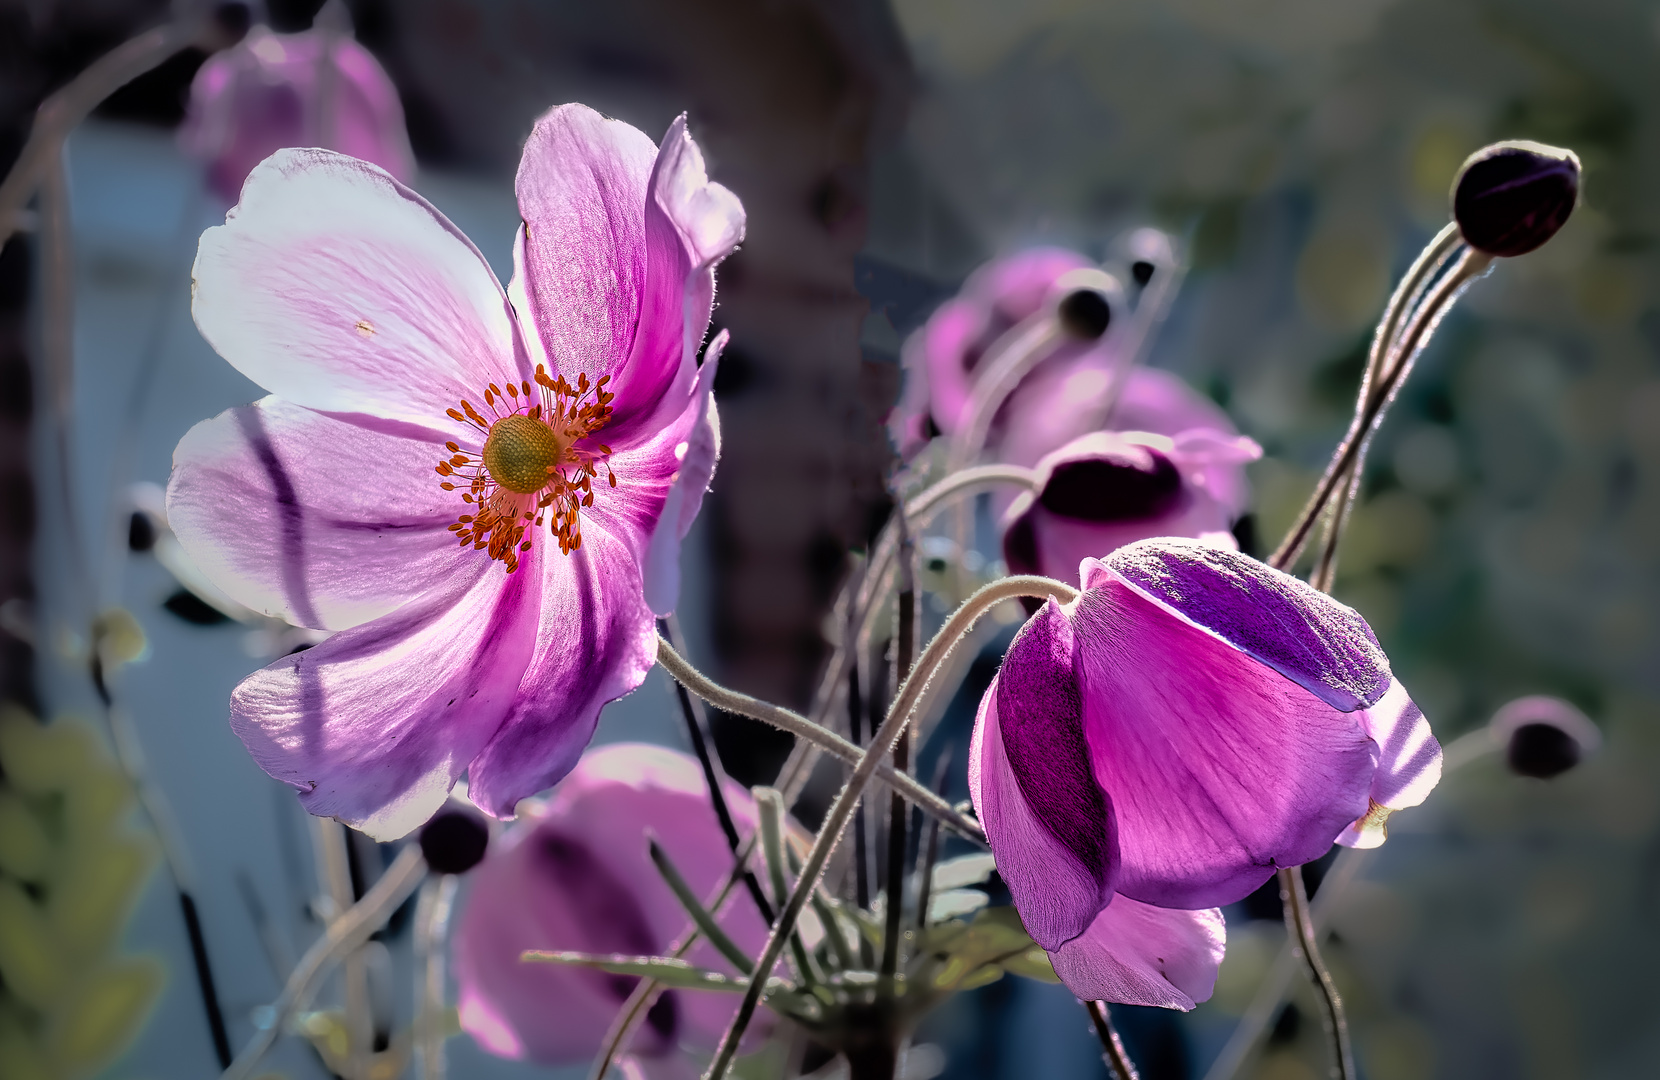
4,0 -> 1659,1077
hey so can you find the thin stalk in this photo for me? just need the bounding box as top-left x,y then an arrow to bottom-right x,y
702,577 -> 1077,1079
413,874 -> 459,1080
754,789 -> 820,986
586,834 -> 755,1080
655,637 -> 985,843
849,661 -> 871,912
649,839 -> 755,976
660,615 -> 776,924
1279,865 -> 1354,1080
912,753 -> 953,934
1086,1000 -> 1141,1080
880,530 -> 919,986
222,846 -> 426,1080
315,820 -> 372,1076
948,315 -> 1063,472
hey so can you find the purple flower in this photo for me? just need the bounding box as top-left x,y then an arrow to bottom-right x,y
1001,429 -> 1260,589
167,105 -> 743,838
180,24 -> 415,202
969,538 -> 1440,1007
454,744 -> 772,1070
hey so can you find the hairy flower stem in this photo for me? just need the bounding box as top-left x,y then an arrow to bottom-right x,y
222,846 -> 427,1080
702,577 -> 1078,1080
656,637 -> 986,843
659,616 -> 776,925
1087,1000 -> 1141,1080
1279,866 -> 1355,1080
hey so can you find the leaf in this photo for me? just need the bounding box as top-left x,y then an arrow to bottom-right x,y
51,956 -> 165,1071
648,839 -> 755,976
930,853 -> 997,892
1000,945 -> 1061,984
522,951 -> 750,991
0,879 -> 65,1008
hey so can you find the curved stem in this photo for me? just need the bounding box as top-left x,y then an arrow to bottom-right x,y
1279,866 -> 1355,1080
1087,1000 -> 1141,1080
657,637 -> 985,844
222,845 -> 427,1080
947,316 -> 1062,473
702,577 -> 1076,1080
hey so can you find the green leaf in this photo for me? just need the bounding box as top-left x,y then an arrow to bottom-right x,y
1000,945 -> 1061,984
523,950 -> 751,991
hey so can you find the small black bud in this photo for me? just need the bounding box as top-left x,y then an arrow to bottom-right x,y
419,806 -> 490,875
1057,288 -> 1112,340
1506,722 -> 1581,779
1130,260 -> 1156,287
1452,141 -> 1580,257
128,511 -> 157,552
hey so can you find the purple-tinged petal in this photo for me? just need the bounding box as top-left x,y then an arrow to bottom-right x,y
1102,538 -> 1393,713
968,601 -> 1115,950
455,745 -> 771,1065
1338,679 -> 1442,849
464,521 -> 659,818
1071,578 -> 1375,908
167,397 -> 459,631
232,552 -> 539,840
192,148 -> 522,437
644,336 -> 724,616
1048,897 -> 1225,1010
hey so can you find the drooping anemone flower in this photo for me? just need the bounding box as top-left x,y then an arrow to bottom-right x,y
167,104 -> 743,838
454,743 -> 773,1073
1001,429 -> 1261,589
969,538 -> 1440,1008
180,15 -> 415,202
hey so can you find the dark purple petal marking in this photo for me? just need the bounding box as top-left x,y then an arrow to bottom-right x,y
1038,444 -> 1183,523
1104,538 -> 1391,712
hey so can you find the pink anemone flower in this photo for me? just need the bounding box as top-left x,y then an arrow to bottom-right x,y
455,743 -> 773,1074
1001,429 -> 1261,589
969,538 -> 1440,1008
180,22 -> 415,202
167,104 -> 743,839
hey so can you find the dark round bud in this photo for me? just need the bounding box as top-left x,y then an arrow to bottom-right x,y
1506,722 -> 1581,779
1451,141 -> 1580,257
1057,288 -> 1113,340
419,807 -> 490,874
210,3 -> 255,46
128,511 -> 157,552
1130,260 -> 1156,287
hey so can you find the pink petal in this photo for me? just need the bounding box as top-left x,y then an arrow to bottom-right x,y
1048,897 -> 1226,1010
231,553 -> 539,840
463,521 -> 660,818
1072,579 -> 1375,908
1337,679 -> 1442,848
968,601 -> 1115,951
644,337 -> 724,616
192,148 -> 523,437
167,397 -> 460,631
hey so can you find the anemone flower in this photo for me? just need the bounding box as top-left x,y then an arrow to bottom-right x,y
180,20 -> 414,202
167,104 -> 743,838
1001,429 -> 1261,589
969,538 -> 1439,1008
455,743 -> 773,1074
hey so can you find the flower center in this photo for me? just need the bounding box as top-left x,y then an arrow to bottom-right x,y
482,413 -> 567,494
434,366 -> 616,572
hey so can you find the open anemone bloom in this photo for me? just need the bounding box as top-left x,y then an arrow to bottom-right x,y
180,21 -> 415,202
167,104 -> 743,838
969,538 -> 1440,1008
455,744 -> 774,1075
1001,429 -> 1261,589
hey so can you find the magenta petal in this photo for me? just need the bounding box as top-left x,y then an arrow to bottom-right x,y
464,523 -> 660,818
455,745 -> 771,1064
192,148 -> 522,436
644,338 -> 722,615
1073,579 -> 1375,908
1048,897 -> 1226,1010
1103,538 -> 1393,712
1338,679 -> 1442,848
167,397 -> 459,631
969,601 -> 1115,950
231,553 -> 539,840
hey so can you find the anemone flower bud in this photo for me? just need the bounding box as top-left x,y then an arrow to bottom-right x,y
1451,140 -> 1580,258
1487,695 -> 1601,779
1001,430 -> 1261,589
454,744 -> 778,1068
969,538 -> 1439,1009
419,803 -> 489,875
180,17 -> 415,202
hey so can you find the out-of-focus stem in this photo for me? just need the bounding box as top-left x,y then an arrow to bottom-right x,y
702,577 -> 1077,1080
880,528 -> 918,987
656,637 -> 985,843
222,846 -> 426,1080
1279,865 -> 1354,1080
413,874 -> 458,1080
1087,1000 -> 1141,1080
947,315 -> 1062,473
314,819 -> 372,1077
